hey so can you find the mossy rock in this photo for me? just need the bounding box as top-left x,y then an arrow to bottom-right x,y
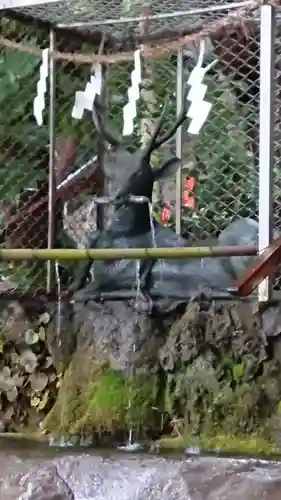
43,347 -> 162,440
160,300 -> 281,442
156,433 -> 281,457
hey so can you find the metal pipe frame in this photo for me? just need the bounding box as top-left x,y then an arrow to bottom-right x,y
57,1 -> 252,29
0,245 -> 257,262
175,48 -> 184,235
0,0 -> 59,8
258,4 -> 276,303
47,27 -> 56,293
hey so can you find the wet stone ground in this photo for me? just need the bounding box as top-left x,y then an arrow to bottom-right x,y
0,440 -> 281,499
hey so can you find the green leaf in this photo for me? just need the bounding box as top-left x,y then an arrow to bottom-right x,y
38,390 -> 49,410
43,356 -> 53,369
38,326 -> 46,341
20,349 -> 37,373
1,47 -> 39,80
232,362 -> 245,382
38,312 -> 50,325
6,386 -> 18,402
24,329 -> 39,346
30,395 -> 40,407
29,372 -> 48,392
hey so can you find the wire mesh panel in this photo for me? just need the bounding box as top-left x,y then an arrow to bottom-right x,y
0,19 -> 49,296
180,18 -> 260,241
53,46 -> 103,248
10,0 -> 250,32
49,3 -> 261,248
272,25 -> 281,292
0,0 -> 272,300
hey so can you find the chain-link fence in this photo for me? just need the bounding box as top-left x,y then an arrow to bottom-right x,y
0,0 -> 278,301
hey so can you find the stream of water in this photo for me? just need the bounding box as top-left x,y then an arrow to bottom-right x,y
124,200 -> 158,449
1,438 -> 281,499
55,261 -> 62,345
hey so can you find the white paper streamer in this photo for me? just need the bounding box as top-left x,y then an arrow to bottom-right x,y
122,49 -> 141,136
186,40 -> 217,135
33,48 -> 49,126
72,64 -> 102,120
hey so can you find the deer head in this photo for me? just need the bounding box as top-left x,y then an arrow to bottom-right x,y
92,73 -> 189,208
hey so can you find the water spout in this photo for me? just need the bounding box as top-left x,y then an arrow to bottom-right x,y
124,260 -> 141,448
123,196 -> 154,450
127,341 -> 136,446
148,201 -> 164,281
135,259 -> 141,302
148,202 -> 156,249
55,261 -> 61,346
128,195 -> 150,309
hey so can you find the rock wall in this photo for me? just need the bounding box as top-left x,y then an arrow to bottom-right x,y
1,292 -> 281,453
44,295 -> 281,450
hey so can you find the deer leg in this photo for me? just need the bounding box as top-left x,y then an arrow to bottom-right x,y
68,230 -> 101,293
129,259 -> 157,309
139,259 -> 156,290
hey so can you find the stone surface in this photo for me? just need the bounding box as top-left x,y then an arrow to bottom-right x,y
70,298 -> 165,372
1,450 -> 281,500
0,464 -> 74,500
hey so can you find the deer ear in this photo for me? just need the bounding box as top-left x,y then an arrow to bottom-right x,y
153,157 -> 181,181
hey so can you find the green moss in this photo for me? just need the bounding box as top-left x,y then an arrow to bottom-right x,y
43,300 -> 281,445
43,347 -> 161,439
0,432 -> 48,442
156,433 -> 281,457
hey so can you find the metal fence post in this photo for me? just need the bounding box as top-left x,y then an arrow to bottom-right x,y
47,27 -> 56,293
175,48 -> 184,235
258,5 -> 276,303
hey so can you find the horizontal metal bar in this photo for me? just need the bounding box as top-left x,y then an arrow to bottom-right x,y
0,290 -> 257,302
57,155 -> 98,192
70,292 -> 256,302
0,288 -> 263,303
57,1 -> 252,29
0,245 -> 257,261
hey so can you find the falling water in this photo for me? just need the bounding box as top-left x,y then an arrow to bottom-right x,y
86,199 -> 97,227
148,202 -> 156,248
134,259 -> 141,307
126,341 -> 137,448
148,201 -> 164,282
83,199 -> 97,281
121,198 -> 164,451
123,253 -> 141,449
85,199 -> 97,240
55,261 -> 62,345
119,196 -> 151,451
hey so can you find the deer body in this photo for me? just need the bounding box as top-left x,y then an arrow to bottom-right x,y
82,214 -> 258,304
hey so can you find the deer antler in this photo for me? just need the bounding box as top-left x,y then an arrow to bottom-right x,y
92,36 -> 120,148
140,99 -> 169,165
153,86 -> 189,149
141,86 -> 189,165
92,92 -> 120,148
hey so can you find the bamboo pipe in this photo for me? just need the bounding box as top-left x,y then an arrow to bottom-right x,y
0,245 -> 257,262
